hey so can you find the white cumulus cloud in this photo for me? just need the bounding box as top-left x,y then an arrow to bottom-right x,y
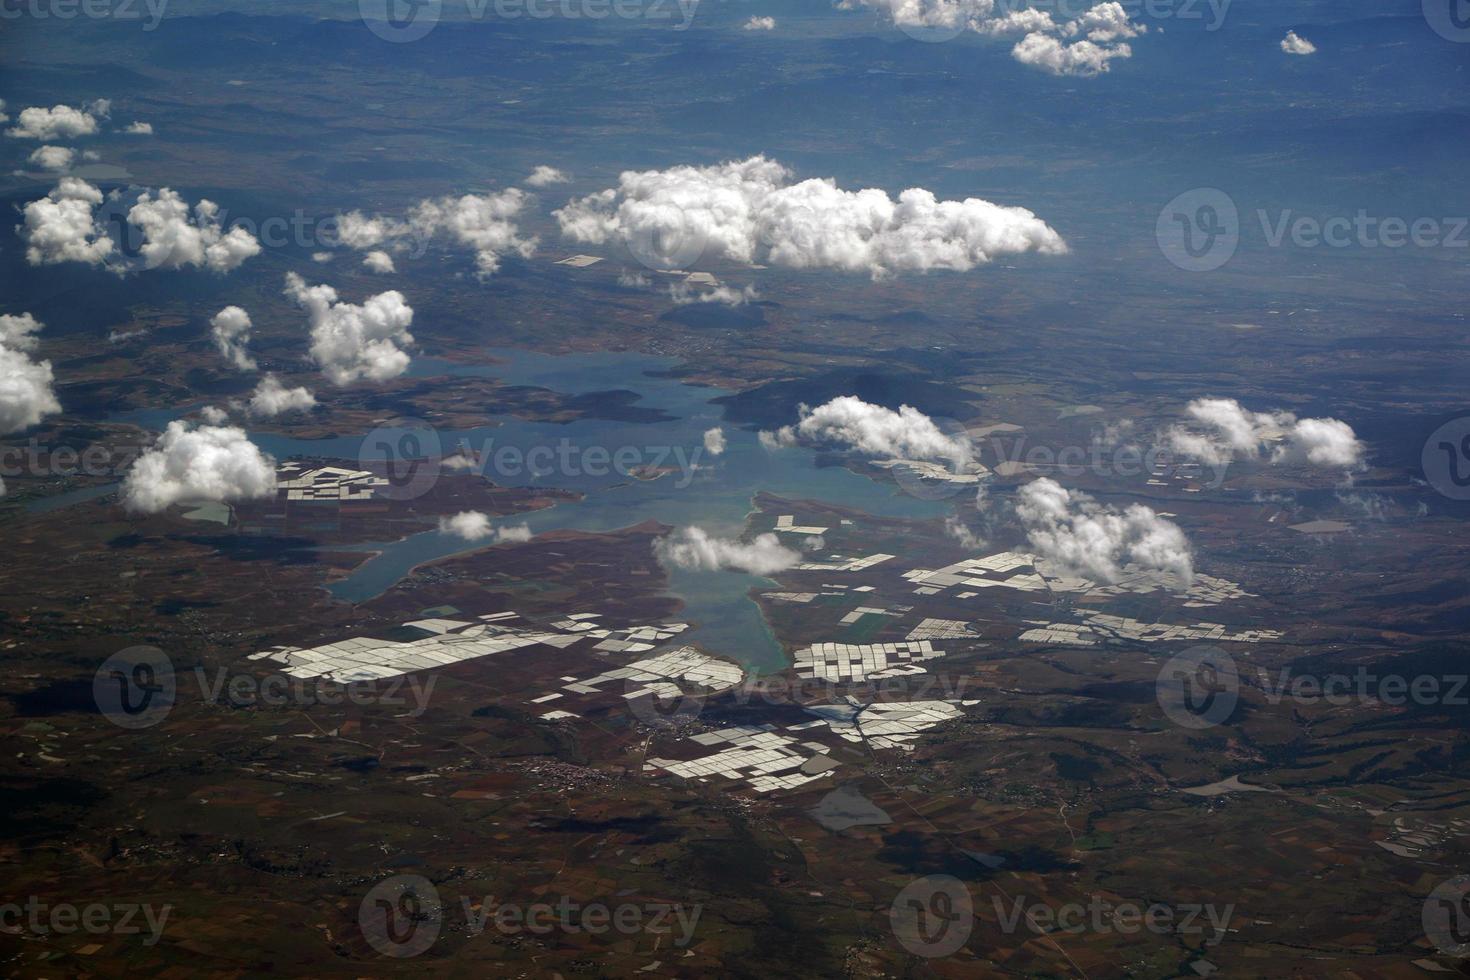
1016,478 -> 1194,586
284,273 -> 415,385
210,305 -> 256,371
655,526 -> 801,576
554,156 -> 1065,279
28,146 -> 74,173
763,395 -> 972,466
336,190 -> 535,277
128,189 -> 261,273
703,427 -> 726,456
363,250 -> 396,274
0,313 -> 61,435
844,0 -> 1143,76
6,101 -> 108,140
123,121 -> 154,135
1281,31 -> 1316,55
743,15 -> 775,29
526,165 -> 569,187
121,420 -> 276,514
1165,397 -> 1363,471
241,375 -> 316,417
669,281 -> 758,306
438,511 -> 533,543
19,178 -> 114,266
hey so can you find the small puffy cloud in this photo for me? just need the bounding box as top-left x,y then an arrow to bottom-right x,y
1165,397 -> 1363,471
441,453 -> 478,472
758,427 -> 797,451
1016,478 -> 1194,586
438,511 -> 532,543
769,395 -> 972,466
6,102 -> 106,140
743,15 -> 775,29
555,156 -> 1065,278
1011,32 -> 1132,76
209,305 -> 256,371
121,420 -> 277,513
944,513 -> 985,550
494,523 -> 533,543
655,526 -> 801,576
844,0 -> 1142,76
242,375 -> 316,417
409,190 -> 536,276
311,251 -> 333,263
1281,31 -> 1316,55
128,189 -> 262,272
363,250 -> 396,274
0,312 -> 44,350
335,210 -> 402,249
703,427 -> 726,456
123,121 -> 154,135
28,146 -> 74,173
1282,417 -> 1361,468
284,272 -> 415,385
525,165 -> 569,187
338,190 -> 536,276
200,405 -> 229,424
669,281 -> 758,306
19,178 -> 114,266
618,270 -> 650,288
0,313 -> 60,435
0,99 -> 7,125
439,510 -> 493,540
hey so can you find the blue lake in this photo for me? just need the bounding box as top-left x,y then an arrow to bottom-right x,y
125,349 -> 948,673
